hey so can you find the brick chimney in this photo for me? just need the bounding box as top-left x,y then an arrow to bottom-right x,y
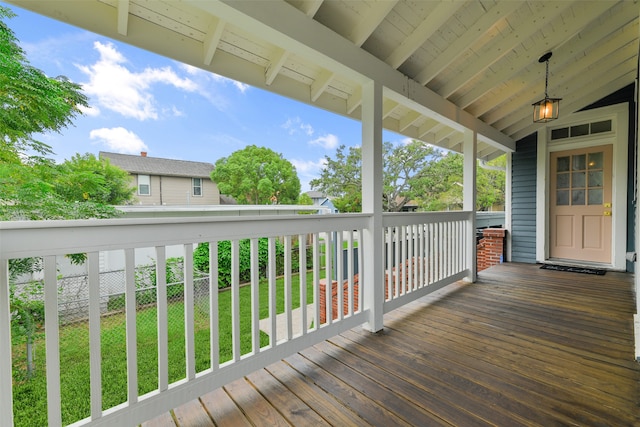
141,152 -> 147,157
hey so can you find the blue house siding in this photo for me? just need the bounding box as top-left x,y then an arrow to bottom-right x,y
511,133 -> 537,263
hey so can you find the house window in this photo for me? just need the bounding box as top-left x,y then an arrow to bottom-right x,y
193,178 -> 202,196
138,174 -> 150,195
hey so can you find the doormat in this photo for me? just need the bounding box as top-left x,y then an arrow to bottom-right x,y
540,264 -> 606,275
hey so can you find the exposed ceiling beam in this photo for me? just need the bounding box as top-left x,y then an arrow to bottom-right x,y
116,0 -> 129,36
347,0 -> 398,47
383,99 -> 399,119
196,0 -> 514,150
311,70 -> 334,101
265,47 -> 290,85
385,1 -> 463,69
437,1 -> 572,99
203,16 -> 225,65
417,118 -> 439,138
398,110 -> 421,132
415,1 -> 521,85
347,86 -> 362,114
455,0 -> 615,109
290,0 -> 324,17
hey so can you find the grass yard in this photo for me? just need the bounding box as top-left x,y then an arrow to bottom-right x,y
11,270 -> 318,427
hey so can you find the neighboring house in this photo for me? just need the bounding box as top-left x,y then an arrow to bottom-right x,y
306,190 -> 339,213
99,151 -> 220,206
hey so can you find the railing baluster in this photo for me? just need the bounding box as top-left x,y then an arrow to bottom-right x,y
184,244 -> 196,380
44,255 -> 62,427
418,224 -> 424,289
268,237 -> 277,346
324,232 -> 333,324
347,231 -> 354,316
156,247 -> 168,392
250,238 -> 260,354
284,235 -> 293,340
385,227 -> 392,301
87,252 -> 102,420
231,240 -> 240,361
357,229 -> 364,312
394,226 -> 400,297
0,259 -> 13,427
312,233 -> 320,329
336,231 -> 343,321
299,235 -> 308,333
209,241 -> 219,371
124,249 -> 138,403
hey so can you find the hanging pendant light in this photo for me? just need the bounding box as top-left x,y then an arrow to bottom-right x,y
532,52 -> 561,123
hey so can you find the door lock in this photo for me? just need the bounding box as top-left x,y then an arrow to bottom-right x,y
604,211 -> 612,216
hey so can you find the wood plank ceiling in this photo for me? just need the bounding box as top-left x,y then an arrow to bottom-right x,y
9,0 -> 639,160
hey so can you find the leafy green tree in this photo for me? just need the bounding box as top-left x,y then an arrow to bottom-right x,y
311,141 -> 505,212
0,7 -> 88,159
211,145 -> 301,204
55,153 -> 134,205
310,140 -> 442,212
416,153 -> 506,211
0,8 -> 123,221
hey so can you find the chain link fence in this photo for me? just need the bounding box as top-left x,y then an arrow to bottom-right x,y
11,260 -> 210,326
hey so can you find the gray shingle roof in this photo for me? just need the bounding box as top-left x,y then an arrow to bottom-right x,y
99,152 -> 214,178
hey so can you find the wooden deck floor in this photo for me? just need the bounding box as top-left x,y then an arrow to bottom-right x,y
142,263 -> 640,426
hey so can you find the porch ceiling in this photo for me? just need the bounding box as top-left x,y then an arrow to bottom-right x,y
8,0 -> 639,161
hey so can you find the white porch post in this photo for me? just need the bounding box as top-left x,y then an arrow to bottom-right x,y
361,79 -> 384,332
0,260 -> 13,426
505,151 -> 513,262
464,130 -> 478,282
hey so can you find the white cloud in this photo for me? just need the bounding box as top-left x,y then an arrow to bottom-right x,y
77,41 -> 198,120
78,104 -> 100,117
290,158 -> 326,175
90,127 -> 148,154
309,133 -> 339,150
282,117 -> 315,136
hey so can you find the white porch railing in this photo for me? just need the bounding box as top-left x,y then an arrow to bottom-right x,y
0,212 -> 472,426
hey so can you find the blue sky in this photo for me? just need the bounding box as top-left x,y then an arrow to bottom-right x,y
4,3 -> 406,191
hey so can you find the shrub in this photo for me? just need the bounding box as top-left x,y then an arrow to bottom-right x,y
193,238 -> 311,289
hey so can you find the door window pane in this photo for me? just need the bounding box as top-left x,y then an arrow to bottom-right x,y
556,190 -> 569,206
588,171 -> 603,188
588,152 -> 603,169
588,189 -> 603,205
572,172 -> 585,188
557,156 -> 570,172
572,189 -> 585,205
557,173 -> 570,189
572,154 -> 586,171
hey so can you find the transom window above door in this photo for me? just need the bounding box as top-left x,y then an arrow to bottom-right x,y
555,152 -> 604,206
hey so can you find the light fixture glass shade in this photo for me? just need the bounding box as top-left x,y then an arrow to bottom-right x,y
532,97 -> 561,123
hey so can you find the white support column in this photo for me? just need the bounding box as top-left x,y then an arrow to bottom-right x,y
362,79 -> 384,332
464,130 -> 478,282
505,151 -> 513,262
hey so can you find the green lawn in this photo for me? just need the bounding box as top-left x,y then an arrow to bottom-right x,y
11,270 -> 318,427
